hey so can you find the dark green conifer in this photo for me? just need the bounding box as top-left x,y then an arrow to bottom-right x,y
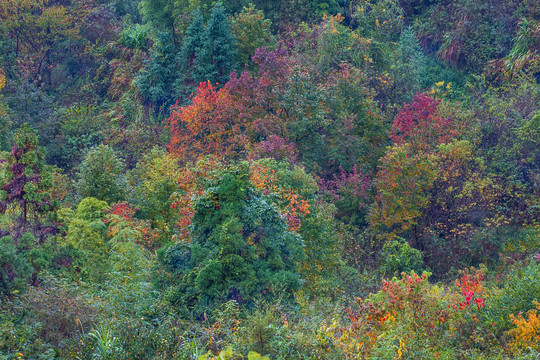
158,164 -> 303,316
194,3 -> 238,86
175,9 -> 205,101
136,31 -> 180,111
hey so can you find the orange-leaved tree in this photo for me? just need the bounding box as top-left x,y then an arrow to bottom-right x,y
167,82 -> 252,163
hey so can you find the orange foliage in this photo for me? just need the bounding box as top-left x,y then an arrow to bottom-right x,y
508,301 -> 540,352
249,162 -> 310,231
106,202 -> 159,250
170,157 -> 223,240
167,82 -> 252,163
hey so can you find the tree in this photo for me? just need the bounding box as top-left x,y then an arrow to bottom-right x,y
63,197 -> 109,281
0,124 -> 55,241
138,0 -> 183,38
136,31 -> 180,111
127,147 -> 181,244
0,234 -> 32,295
175,9 -> 205,100
0,0 -> 82,87
390,93 -> 471,152
158,163 -> 304,316
194,3 -> 237,86
391,27 -> 427,102
167,81 -> 250,162
230,4 -> 276,68
76,144 -> 126,204
368,143 -> 438,237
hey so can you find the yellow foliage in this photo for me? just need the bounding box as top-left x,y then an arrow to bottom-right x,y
0,68 -> 5,91
507,301 -> 540,352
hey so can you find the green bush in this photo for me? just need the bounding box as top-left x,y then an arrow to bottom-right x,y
119,22 -> 150,50
379,238 -> 425,277
484,260 -> 540,333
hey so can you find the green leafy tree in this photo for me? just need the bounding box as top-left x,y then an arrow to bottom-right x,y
76,144 -> 126,204
138,0 -> 185,37
49,105 -> 104,171
379,237 -> 425,277
63,197 -> 108,281
230,4 -> 276,68
127,147 -> 181,244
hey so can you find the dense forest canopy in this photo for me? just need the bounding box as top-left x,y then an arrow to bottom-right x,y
0,0 -> 539,359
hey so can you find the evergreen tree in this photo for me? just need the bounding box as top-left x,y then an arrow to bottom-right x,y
391,27 -> 427,102
194,3 -> 237,86
136,31 -> 180,111
158,164 -> 303,316
175,9 -> 205,101
0,235 -> 32,295
0,124 -> 55,241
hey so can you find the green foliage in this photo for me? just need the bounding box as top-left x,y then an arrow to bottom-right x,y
0,235 -> 32,295
418,0 -> 536,70
136,31 -> 181,110
175,8 -> 205,99
391,27 -> 427,102
158,163 -> 304,316
199,346 -> 270,360
0,98 -> 12,153
0,310 -> 56,360
230,4 -> 276,67
63,197 -> 153,282
73,197 -> 109,222
63,197 -> 109,280
119,22 -> 151,50
127,147 -> 180,243
88,326 -> 122,359
138,0 -> 183,34
1,0 -> 540,357
239,304 -> 308,358
194,3 -> 238,86
379,238 -> 425,277
0,274 -> 100,358
76,144 -> 126,204
353,0 -> 404,41
485,261 -> 540,333
50,104 -> 104,171
514,111 -> 540,192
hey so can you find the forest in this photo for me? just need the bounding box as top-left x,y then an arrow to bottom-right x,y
0,0 -> 539,358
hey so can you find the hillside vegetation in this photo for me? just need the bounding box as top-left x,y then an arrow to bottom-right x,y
0,0 -> 539,359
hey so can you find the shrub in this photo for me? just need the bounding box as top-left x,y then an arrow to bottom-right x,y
484,261 -> 540,333
379,238 -> 425,277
